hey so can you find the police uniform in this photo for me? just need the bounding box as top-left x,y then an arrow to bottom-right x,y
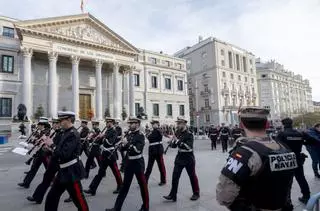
144,120 -> 167,185
219,125 -> 230,153
277,118 -> 311,204
208,125 -> 219,150
106,117 -> 149,211
79,120 -> 91,157
44,111 -> 89,211
216,107 -> 297,211
231,125 -> 244,143
85,117 -> 123,195
164,118 -> 200,202
84,121 -> 103,178
18,118 -> 51,188
27,120 -> 63,204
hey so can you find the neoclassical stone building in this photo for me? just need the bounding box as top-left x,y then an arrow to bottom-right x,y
0,14 -> 189,124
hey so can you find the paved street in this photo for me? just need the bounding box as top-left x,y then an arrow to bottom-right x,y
0,133 -> 320,211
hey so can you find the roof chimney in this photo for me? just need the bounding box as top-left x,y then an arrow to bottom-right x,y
198,36 -> 203,43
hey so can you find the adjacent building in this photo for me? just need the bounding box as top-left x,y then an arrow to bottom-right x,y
175,37 -> 258,126
0,14 -> 189,125
256,59 -> 313,121
313,101 -> 320,113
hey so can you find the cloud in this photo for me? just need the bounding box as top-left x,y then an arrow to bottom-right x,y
1,0 -> 320,99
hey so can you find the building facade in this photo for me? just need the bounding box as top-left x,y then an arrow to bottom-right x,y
0,14 -> 189,125
256,59 -> 313,121
313,101 -> 320,113
175,37 -> 258,126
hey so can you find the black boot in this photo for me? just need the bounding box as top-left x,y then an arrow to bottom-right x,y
298,196 -> 310,204
163,195 -> 176,202
64,197 -> 73,203
158,182 -> 166,186
84,189 -> 96,196
26,196 -> 41,204
315,172 -> 320,178
18,182 -> 29,189
190,194 -> 200,201
112,187 -> 121,194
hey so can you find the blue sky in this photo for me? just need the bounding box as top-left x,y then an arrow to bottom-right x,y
1,0 -> 320,100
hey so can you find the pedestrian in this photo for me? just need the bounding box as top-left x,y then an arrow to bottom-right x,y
231,124 -> 243,145
19,122 -> 27,139
26,118 -> 63,204
163,117 -> 200,202
44,111 -> 89,211
219,123 -> 230,153
304,123 -> 320,178
216,107 -> 297,211
84,117 -> 123,196
208,124 -> 219,150
105,117 -> 149,211
145,120 -> 167,186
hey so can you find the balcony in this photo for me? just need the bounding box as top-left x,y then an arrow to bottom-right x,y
252,92 -> 257,98
201,106 -> 212,111
231,89 -> 237,96
245,91 -> 251,98
200,90 -> 211,96
221,88 -> 229,95
238,90 -> 244,97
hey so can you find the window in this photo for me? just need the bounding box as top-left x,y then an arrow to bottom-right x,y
165,78 -> 171,90
238,75 -> 241,81
177,80 -> 184,91
149,57 -> 157,64
167,104 -> 173,116
1,55 -> 14,73
205,99 -> 210,107
228,51 -> 233,68
153,104 -> 159,116
220,49 -> 225,56
164,60 -> 170,67
251,78 -> 254,84
134,74 -> 140,86
151,76 -> 157,88
243,57 -> 247,72
204,84 -> 209,92
249,59 -> 252,65
179,105 -> 185,116
236,54 -> 240,70
230,73 -> 234,79
135,103 -> 140,116
245,77 -> 248,82
2,27 -> 14,38
223,82 -> 227,88
250,68 -> 253,74
221,60 -> 225,66
176,63 -> 182,69
205,114 -> 210,122
0,98 -> 12,117
222,72 -> 226,77
261,74 -> 268,78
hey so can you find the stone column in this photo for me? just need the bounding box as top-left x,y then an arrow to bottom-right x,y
48,52 -> 58,117
22,48 -> 33,119
113,62 -> 120,119
71,56 -> 80,119
95,59 -> 103,120
128,67 -> 135,117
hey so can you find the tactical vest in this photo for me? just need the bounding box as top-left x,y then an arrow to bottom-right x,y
237,140 -> 297,210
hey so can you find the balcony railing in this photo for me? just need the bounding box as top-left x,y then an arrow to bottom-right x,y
238,90 -> 244,97
231,89 -> 237,96
201,106 -> 212,111
200,90 -> 211,96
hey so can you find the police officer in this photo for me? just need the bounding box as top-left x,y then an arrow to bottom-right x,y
84,117 -> 123,196
44,111 -> 89,211
18,117 -> 51,188
277,118 -> 311,205
231,124 -> 243,141
216,107 -> 297,211
105,117 -> 149,211
219,123 -> 230,153
26,118 -> 63,204
163,118 -> 200,202
84,120 -> 103,178
208,124 -> 219,150
145,120 -> 167,186
79,120 -> 91,157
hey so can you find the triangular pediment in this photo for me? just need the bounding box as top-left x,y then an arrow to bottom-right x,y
15,13 -> 139,54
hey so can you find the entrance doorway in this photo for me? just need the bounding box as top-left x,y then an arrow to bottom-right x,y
79,94 -> 92,120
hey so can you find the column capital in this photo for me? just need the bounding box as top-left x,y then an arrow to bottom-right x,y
95,59 -> 103,68
71,55 -> 80,65
48,51 -> 58,61
21,47 -> 33,57
113,62 -> 120,70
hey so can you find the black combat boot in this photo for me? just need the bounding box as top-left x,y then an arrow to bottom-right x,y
163,195 -> 177,202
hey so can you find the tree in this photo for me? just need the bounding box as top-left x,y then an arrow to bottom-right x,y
34,104 -> 44,120
121,107 -> 128,120
293,112 -> 320,128
104,107 -> 110,118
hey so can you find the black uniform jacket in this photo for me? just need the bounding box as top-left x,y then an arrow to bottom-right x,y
80,126 -> 90,139
101,127 -> 117,160
172,129 -> 195,165
147,128 -> 164,155
53,126 -> 85,183
123,130 -> 145,163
